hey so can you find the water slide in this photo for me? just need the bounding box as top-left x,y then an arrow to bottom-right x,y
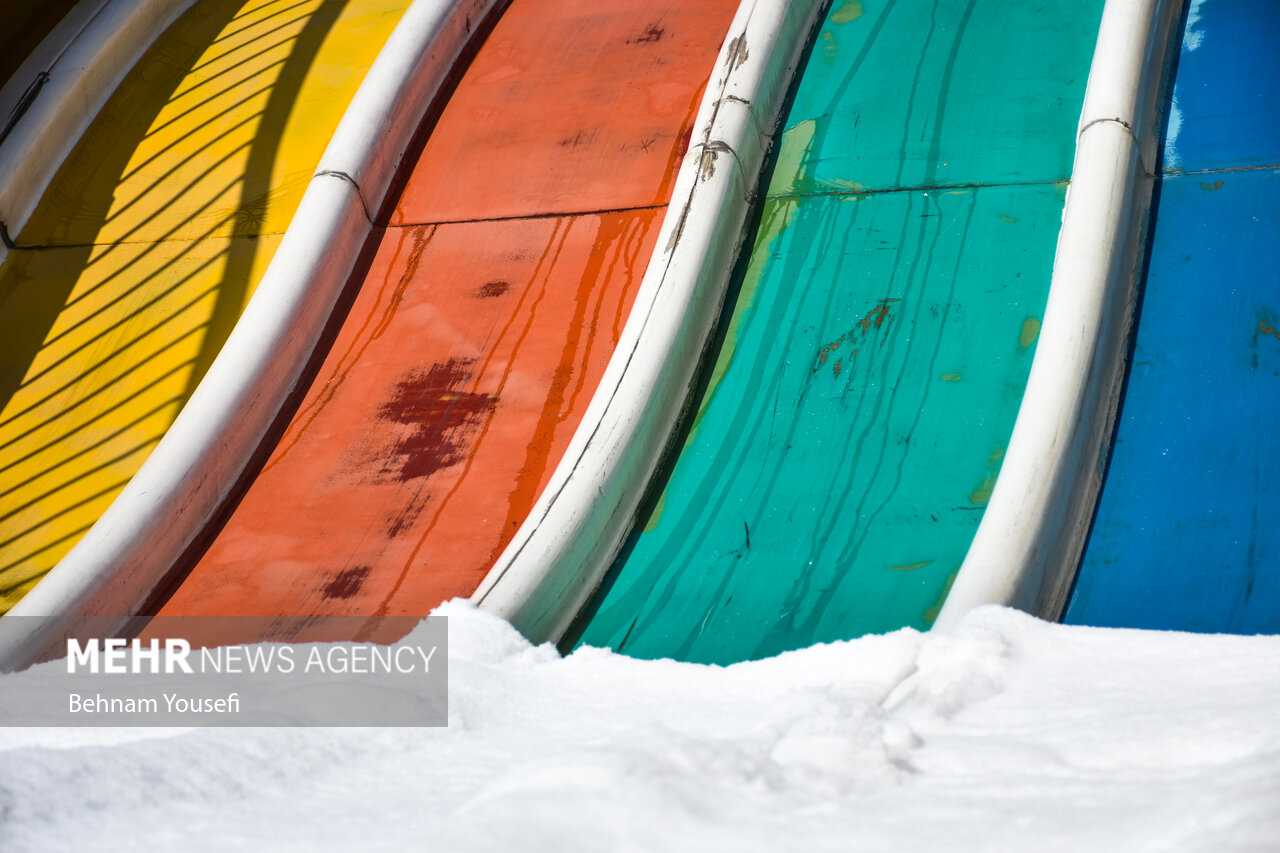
556,0 -> 1110,664
139,0 -> 748,645
1066,0 -> 1280,633
2,0 -> 1235,670
0,0 -> 413,613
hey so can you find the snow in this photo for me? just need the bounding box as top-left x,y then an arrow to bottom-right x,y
2,601 -> 1279,851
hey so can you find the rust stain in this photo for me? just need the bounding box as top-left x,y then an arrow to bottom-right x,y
856,298 -> 899,335
814,299 -> 897,376
940,372 -> 962,381
323,566 -> 371,600
1252,309 -> 1280,368
378,358 -> 498,481
1199,181 -> 1225,191
476,280 -> 511,299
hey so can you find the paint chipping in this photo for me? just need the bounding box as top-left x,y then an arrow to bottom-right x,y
378,358 -> 498,481
726,34 -> 749,71
940,372 -> 962,381
886,560 -> 932,572
1199,181 -> 1224,191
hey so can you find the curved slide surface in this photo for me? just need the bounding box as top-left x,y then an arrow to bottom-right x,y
143,0 -> 741,645
1066,0 -> 1280,633
0,0 -> 410,612
574,0 -> 1104,664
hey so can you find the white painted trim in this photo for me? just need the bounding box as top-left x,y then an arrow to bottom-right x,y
0,0 -> 200,269
472,0 -> 828,644
0,0 -> 499,671
0,0 -> 112,135
934,0 -> 1185,630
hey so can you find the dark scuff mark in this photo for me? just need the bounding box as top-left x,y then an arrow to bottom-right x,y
476,279 -> 511,299
726,34 -> 749,70
323,566 -> 371,600
627,24 -> 666,44
386,507 -> 417,537
558,129 -> 597,149
378,358 -> 498,481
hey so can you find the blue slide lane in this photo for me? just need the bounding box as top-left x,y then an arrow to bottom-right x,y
1065,0 -> 1280,632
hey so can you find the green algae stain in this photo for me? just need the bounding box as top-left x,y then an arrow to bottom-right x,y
1019,316 -> 1041,349
831,1 -> 864,24
924,569 -> 959,624
643,488 -> 668,533
969,447 -> 1005,506
686,198 -> 797,441
886,560 -> 933,572
766,118 -> 818,198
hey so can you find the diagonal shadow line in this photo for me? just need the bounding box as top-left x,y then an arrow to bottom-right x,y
162,36 -> 299,120
120,89 -> 273,185
149,40 -> 299,142
0,450 -> 154,534
107,126 -> 264,229
8,280 -> 219,422
0,518 -> 102,578
214,0 -> 318,48
51,175 -> 246,313
0,357 -> 198,463
0,335 -> 201,450
18,258 -> 225,392
183,0 -> 348,392
189,11 -> 315,79
0,399 -> 174,500
33,208 -> 236,342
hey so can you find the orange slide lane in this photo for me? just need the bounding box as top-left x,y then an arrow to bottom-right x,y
145,0 -> 740,644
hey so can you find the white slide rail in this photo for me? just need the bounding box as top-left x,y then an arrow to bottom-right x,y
934,0 -> 1185,629
473,0 -> 829,644
0,0 -> 501,671
0,0 -> 201,268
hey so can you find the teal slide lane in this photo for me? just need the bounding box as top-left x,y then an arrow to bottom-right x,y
1066,0 -> 1280,633
574,0 -> 1105,664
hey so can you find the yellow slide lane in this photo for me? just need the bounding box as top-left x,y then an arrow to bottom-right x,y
0,0 -> 410,611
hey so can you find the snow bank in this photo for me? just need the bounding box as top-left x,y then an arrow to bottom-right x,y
1,602 -> 1278,851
